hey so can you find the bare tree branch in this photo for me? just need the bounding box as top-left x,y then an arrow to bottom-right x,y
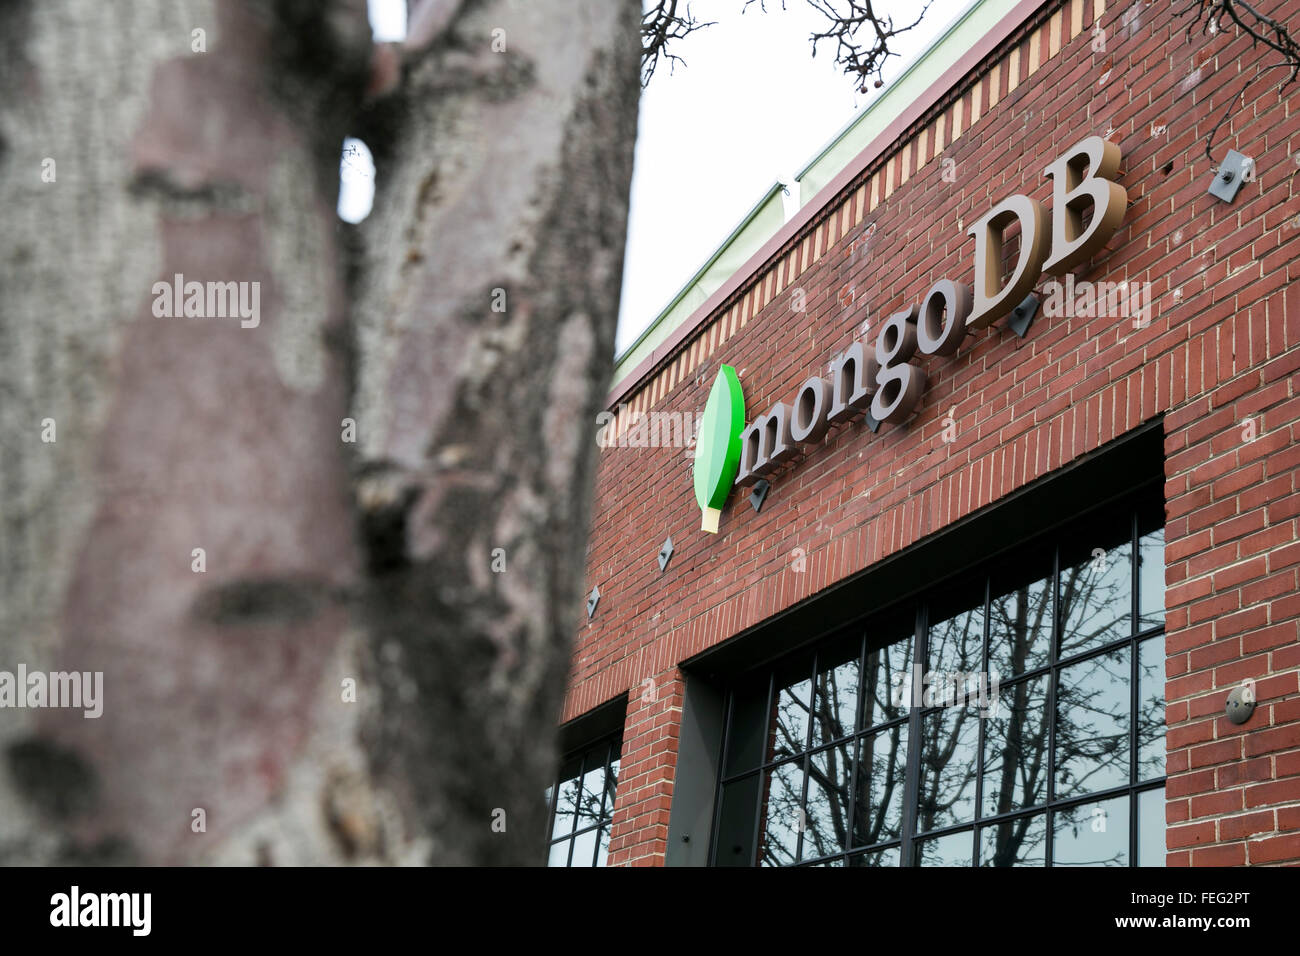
641,0 -> 716,86
1179,0 -> 1300,158
798,0 -> 932,92
650,1 -> 932,95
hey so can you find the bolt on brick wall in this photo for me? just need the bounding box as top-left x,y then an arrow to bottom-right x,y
1162,298 -> 1300,866
570,0 -> 1300,866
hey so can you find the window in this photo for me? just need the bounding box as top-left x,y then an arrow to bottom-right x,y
545,732 -> 621,866
710,497 -> 1166,867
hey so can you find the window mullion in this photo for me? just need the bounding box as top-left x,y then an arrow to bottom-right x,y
973,575 -> 991,866
706,498 -> 1162,869
843,631 -> 867,863
1129,509 -> 1140,867
796,651 -> 818,862
901,602 -> 926,867
706,690 -> 736,866
747,672 -> 775,866
1046,543 -> 1060,867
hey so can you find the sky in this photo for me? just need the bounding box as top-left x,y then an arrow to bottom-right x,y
618,0 -> 975,355
346,0 -> 977,353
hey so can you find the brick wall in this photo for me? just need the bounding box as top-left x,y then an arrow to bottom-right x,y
569,0 -> 1300,866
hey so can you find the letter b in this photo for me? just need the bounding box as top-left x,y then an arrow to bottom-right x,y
1042,136 -> 1128,276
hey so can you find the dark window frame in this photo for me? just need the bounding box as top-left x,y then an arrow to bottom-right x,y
708,489 -> 1166,867
544,730 -> 622,867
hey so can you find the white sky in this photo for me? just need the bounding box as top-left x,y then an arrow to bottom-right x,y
351,0 -> 977,352
619,0 -> 974,354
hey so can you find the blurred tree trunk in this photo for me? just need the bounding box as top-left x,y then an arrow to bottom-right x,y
0,0 -> 639,865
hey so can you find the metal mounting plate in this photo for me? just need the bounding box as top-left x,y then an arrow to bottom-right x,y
1208,150 -> 1254,203
657,536 -> 674,572
1007,293 -> 1039,338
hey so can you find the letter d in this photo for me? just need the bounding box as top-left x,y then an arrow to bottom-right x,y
966,194 -> 1050,329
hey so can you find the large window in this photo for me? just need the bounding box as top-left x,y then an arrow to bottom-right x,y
710,497 -> 1166,866
545,732 -> 621,867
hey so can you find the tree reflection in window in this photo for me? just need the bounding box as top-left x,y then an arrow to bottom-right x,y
545,735 -> 620,867
854,724 -> 906,847
1055,648 -> 1130,799
1060,536 -> 1133,657
989,567 -> 1052,679
759,760 -> 803,866
918,705 -> 979,832
712,498 -> 1167,867
982,674 -> 1049,818
803,742 -> 854,860
811,643 -> 859,749
769,660 -> 813,762
864,637 -> 911,727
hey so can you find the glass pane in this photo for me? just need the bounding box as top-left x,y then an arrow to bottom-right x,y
1060,534 -> 1133,656
1138,527 -> 1165,629
1056,647 -> 1131,799
989,563 -> 1052,679
576,747 -> 608,829
811,638 -> 860,748
714,775 -> 760,867
1137,787 -> 1166,867
550,756 -> 582,839
547,839 -> 571,867
982,674 -> 1049,817
1053,795 -> 1129,866
759,761 -> 803,867
570,826 -> 598,867
595,827 -> 610,867
853,724 -> 907,847
802,743 -> 852,861
769,658 -> 814,761
917,705 -> 980,832
724,674 -> 769,776
1137,636 -> 1166,781
980,812 -> 1047,866
848,845 -> 901,867
929,589 -> 985,692
916,829 -> 974,866
864,631 -> 913,728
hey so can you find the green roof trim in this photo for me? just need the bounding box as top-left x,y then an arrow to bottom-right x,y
612,0 -> 1020,389
613,182 -> 786,383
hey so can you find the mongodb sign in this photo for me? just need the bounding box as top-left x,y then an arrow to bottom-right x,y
693,136 -> 1127,532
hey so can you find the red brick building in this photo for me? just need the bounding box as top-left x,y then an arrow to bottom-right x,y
546,0 -> 1300,867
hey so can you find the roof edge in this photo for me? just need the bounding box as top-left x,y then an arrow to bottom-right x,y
605,0 -> 1054,411
611,181 -> 786,378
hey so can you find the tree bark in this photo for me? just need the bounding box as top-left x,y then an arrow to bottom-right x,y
0,0 -> 639,865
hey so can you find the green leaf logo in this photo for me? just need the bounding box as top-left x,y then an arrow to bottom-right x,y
693,365 -> 746,533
